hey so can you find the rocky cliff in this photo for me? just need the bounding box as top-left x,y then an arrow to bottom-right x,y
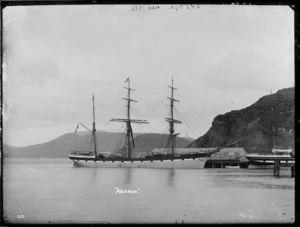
188,87 -> 294,152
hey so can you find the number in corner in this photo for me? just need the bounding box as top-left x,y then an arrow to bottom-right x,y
17,214 -> 25,219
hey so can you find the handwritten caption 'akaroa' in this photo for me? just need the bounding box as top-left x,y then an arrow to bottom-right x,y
114,187 -> 141,195
132,5 -> 201,12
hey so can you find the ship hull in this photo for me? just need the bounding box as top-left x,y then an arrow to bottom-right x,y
245,154 -> 295,167
70,157 -> 209,169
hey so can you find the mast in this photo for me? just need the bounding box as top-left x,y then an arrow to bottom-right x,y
166,78 -> 181,155
111,78 -> 149,158
270,106 -> 276,148
92,94 -> 97,156
126,78 -> 133,157
74,94 -> 98,156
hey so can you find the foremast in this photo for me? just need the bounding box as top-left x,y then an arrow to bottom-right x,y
110,78 -> 149,158
166,78 -> 182,155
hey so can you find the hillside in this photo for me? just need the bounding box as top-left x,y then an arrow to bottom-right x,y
3,131 -> 191,158
188,87 -> 295,152
3,131 -> 125,158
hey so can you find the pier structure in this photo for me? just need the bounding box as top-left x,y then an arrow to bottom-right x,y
273,160 -> 295,178
205,147 -> 250,168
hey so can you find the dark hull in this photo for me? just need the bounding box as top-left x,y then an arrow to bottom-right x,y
69,153 -> 210,169
70,153 -> 208,161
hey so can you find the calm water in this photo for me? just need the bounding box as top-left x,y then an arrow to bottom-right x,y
3,158 -> 295,224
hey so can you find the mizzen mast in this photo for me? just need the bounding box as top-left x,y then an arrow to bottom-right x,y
110,78 -> 149,158
92,94 -> 97,156
166,78 -> 182,155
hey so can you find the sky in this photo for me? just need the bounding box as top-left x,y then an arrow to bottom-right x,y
3,5 -> 294,147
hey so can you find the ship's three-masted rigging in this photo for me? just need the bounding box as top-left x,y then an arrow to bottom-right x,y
110,77 -> 182,158
74,78 -> 183,158
69,78 -> 242,168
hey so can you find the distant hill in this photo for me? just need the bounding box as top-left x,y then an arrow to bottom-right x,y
3,131 -> 191,158
188,87 -> 295,152
3,131 -> 124,158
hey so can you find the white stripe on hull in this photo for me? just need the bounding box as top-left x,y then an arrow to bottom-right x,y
251,160 -> 294,164
72,158 -> 209,169
246,155 -> 295,167
69,155 -> 96,159
246,154 -> 293,158
248,160 -> 294,166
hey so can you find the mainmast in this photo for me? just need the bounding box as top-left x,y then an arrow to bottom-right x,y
166,78 -> 181,155
111,78 -> 149,158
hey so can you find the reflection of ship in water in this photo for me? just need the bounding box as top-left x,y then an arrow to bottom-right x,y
124,168 -> 133,186
167,169 -> 175,187
91,168 -> 98,180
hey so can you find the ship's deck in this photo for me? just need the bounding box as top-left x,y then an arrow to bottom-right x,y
69,153 -> 209,162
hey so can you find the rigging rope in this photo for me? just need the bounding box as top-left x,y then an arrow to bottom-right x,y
131,106 -> 147,120
115,130 -> 126,154
173,106 -> 199,138
110,125 -> 126,154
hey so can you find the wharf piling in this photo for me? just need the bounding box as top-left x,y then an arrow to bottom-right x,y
291,164 -> 295,177
273,160 -> 295,177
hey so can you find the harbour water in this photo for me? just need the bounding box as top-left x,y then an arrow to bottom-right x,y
3,158 -> 295,224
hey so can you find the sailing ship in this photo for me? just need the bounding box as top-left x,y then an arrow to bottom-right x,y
69,78 -> 228,168
245,107 -> 294,166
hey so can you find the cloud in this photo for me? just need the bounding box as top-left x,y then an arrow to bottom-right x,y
12,56 -> 60,87
203,48 -> 293,91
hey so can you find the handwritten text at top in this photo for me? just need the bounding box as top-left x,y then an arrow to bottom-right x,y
131,5 -> 201,12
